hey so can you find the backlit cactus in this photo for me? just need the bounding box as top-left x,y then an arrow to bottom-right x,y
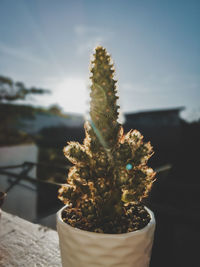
58,46 -> 156,233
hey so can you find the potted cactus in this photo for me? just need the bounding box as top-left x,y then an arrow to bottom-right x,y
57,47 -> 156,267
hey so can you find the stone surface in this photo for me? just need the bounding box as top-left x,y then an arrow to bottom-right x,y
0,210 -> 61,267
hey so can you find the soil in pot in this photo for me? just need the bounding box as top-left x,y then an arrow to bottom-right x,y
62,203 -> 150,234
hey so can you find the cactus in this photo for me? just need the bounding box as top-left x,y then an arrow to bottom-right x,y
58,46 -> 156,233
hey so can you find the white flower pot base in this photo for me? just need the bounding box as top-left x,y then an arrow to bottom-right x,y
57,205 -> 155,267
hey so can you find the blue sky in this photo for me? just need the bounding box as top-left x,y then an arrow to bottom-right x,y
0,0 -> 199,120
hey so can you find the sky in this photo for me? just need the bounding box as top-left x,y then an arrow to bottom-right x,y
0,0 -> 199,121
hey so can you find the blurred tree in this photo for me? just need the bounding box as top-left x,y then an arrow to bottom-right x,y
0,75 -> 50,102
0,103 -> 35,146
0,75 -> 50,146
48,104 -> 63,116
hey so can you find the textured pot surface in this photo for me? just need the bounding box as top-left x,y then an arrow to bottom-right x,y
57,205 -> 155,267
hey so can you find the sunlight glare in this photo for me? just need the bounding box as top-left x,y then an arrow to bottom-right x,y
53,77 -> 89,114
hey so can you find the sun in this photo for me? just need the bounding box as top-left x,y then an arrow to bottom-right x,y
53,77 -> 89,114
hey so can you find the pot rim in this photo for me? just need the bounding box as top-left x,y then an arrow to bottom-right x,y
57,205 -> 155,238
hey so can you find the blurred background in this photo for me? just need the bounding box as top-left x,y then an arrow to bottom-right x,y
0,1 -> 199,266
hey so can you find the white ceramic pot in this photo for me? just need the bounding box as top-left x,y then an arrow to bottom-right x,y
57,205 -> 155,267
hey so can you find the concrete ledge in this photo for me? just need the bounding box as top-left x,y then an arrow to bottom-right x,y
0,210 -> 61,267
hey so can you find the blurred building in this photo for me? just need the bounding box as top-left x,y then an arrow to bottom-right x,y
124,107 -> 185,166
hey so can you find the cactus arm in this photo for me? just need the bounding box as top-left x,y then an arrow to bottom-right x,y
90,46 -> 121,150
